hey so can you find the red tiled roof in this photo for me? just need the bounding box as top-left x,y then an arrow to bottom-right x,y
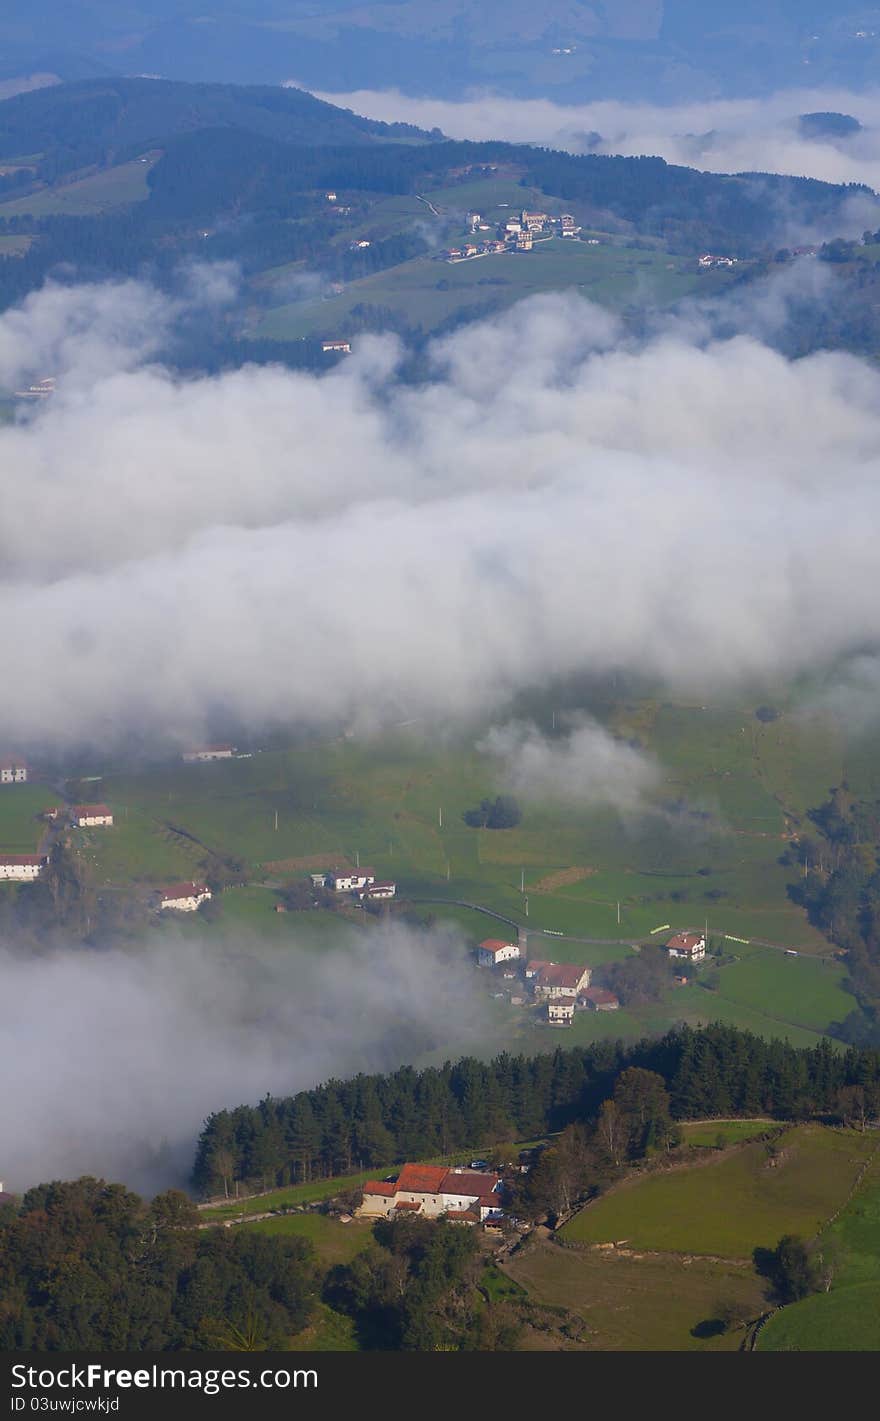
480,939 -> 515,952
439,1170 -> 500,1195
159,881 -> 209,901
444,1209 -> 479,1221
362,1181 -> 396,1197
0,758 -> 27,770
536,963 -> 587,989
0,854 -> 45,866
394,1200 -> 421,1211
525,960 -> 552,974
666,932 -> 704,951
396,1163 -> 448,1193
72,804 -> 112,817
581,987 -> 619,1007
477,1195 -> 502,1208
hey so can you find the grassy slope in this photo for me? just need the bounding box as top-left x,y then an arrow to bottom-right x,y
0,783 -> 54,851
0,156 -> 157,216
504,1237 -> 764,1351
255,237 -> 722,340
759,1142 -> 880,1350
560,1126 -> 875,1257
66,696 -> 875,1051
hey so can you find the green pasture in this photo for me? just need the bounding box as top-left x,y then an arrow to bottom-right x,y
254,237 -> 724,341
681,1119 -> 777,1147
560,1126 -> 875,1257
0,156 -> 156,217
759,1280 -> 880,1350
0,784 -> 53,851
504,1238 -> 764,1350
247,1211 -> 373,1267
759,1146 -> 880,1349
75,708 -> 866,1048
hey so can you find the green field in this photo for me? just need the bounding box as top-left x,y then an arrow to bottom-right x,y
681,1119 -> 777,1147
247,1212 -> 373,1267
254,237 -> 730,341
63,696 -> 877,1052
504,1237 -> 764,1350
0,784 -> 53,852
759,1143 -> 880,1350
758,1279 -> 880,1350
0,156 -> 157,217
560,1126 -> 875,1257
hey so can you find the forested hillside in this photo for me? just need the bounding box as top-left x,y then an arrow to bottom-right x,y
192,1024 -> 880,1196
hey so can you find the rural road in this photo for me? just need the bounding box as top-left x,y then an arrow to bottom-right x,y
407,898 -> 838,960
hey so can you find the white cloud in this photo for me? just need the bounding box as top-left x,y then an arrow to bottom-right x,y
480,716 -> 660,812
3,277 -> 880,748
308,82 -> 880,196
0,923 -> 486,1194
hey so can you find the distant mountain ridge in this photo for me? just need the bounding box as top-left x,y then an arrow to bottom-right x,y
0,76 -> 433,173
1,2 -> 879,102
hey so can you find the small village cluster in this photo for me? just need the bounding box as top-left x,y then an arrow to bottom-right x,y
308,868 -> 397,903
477,928 -> 707,1024
445,208 -> 590,262
697,252 -> 739,269
359,1162 -> 507,1226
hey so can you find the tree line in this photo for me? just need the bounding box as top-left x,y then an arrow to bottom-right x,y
0,1179 -> 315,1350
785,783 -> 880,1044
192,1023 -> 880,1197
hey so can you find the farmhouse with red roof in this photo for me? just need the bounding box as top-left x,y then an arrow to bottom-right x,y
359,1163 -> 506,1223
156,882 -> 212,913
0,854 -> 46,881
665,931 -> 706,961
477,938 -> 520,967
531,962 -> 591,999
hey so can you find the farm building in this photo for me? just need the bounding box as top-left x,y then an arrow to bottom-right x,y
329,870 -> 375,892
478,938 -> 520,967
71,804 -> 113,828
666,931 -> 706,961
157,882 -> 212,912
0,758 -> 28,784
548,1000 -> 575,1026
181,745 -> 236,762
358,1164 -> 505,1223
357,881 -> 396,901
321,339 -> 351,353
530,962 -> 591,999
580,986 -> 620,1012
0,854 -> 46,880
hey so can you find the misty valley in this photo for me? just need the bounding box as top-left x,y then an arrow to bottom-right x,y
1,21 -> 880,1370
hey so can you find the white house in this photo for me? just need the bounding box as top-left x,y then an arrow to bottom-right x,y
529,962 -> 591,998
71,804 -> 113,828
666,931 -> 706,961
329,870 -> 375,893
157,881 -> 212,912
357,881 -> 396,901
0,854 -> 46,880
478,938 -> 520,968
181,745 -> 236,762
322,339 -> 351,353
0,758 -> 28,784
358,1163 -> 505,1224
548,1000 -> 575,1026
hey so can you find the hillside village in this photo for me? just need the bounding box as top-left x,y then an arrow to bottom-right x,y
444,207 -> 587,262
